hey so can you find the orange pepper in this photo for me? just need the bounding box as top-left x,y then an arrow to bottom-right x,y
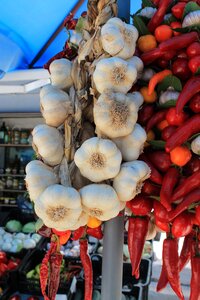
59,230 -> 71,245
148,70 -> 172,96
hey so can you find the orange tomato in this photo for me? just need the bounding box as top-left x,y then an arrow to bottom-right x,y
170,146 -> 192,167
140,86 -> 157,103
59,230 -> 71,245
157,120 -> 169,131
137,35 -> 157,53
155,25 -> 173,42
87,217 -> 102,229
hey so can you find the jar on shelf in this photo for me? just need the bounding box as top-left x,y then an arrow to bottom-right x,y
18,179 -> 25,190
13,178 -> 19,190
12,128 -> 20,144
20,130 -> 29,144
6,177 -> 13,189
5,167 -> 11,174
0,178 -> 6,190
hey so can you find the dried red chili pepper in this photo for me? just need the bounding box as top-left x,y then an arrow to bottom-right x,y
128,216 -> 149,278
80,239 -> 93,300
171,2 -> 186,19
160,167 -> 179,211
157,263 -> 168,292
189,93 -> 200,113
147,151 -> 171,173
148,0 -> 172,33
48,252 -> 63,300
169,188 -> 200,221
165,114 -> 200,153
142,180 -> 160,196
172,212 -> 193,238
159,32 -> 198,52
163,237 -> 184,300
190,253 -> 200,300
140,48 -> 163,65
37,225 -> 52,238
176,76 -> 200,114
179,232 -> 194,271
138,104 -> 154,126
153,200 -> 169,223
126,195 -> 153,216
86,226 -> 103,239
171,170 -> 200,202
161,125 -> 177,141
146,110 -> 167,132
140,154 -> 163,185
72,226 -> 86,241
63,13 -> 78,29
155,218 -> 170,232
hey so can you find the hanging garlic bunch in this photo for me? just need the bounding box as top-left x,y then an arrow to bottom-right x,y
49,58 -> 73,90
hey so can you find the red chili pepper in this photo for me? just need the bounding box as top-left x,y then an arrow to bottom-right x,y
37,225 -> 52,238
189,93 -> 200,113
160,167 -> 179,212
184,155 -> 200,176
48,252 -> 63,300
172,212 -> 193,238
152,0 -> 160,6
179,232 -> 194,271
44,47 -> 77,70
140,48 -> 163,65
161,125 -> 177,141
172,171 -> 200,202
140,154 -> 163,185
171,2 -> 186,19
153,200 -> 169,223
80,239 -> 93,300
166,107 -> 188,126
187,42 -> 200,58
176,76 -> 200,114
169,188 -> 200,221
159,32 -> 198,52
142,180 -> 160,196
138,104 -> 154,126
148,70 -> 172,96
147,150 -> 171,173
155,218 -> 170,232
126,195 -> 153,216
190,254 -> 200,300
188,56 -> 200,74
157,262 -> 168,292
72,226 -> 86,241
163,237 -> 184,300
86,226 -> 103,239
63,13 -> 78,29
148,0 -> 172,33
128,216 -> 149,278
40,240 -> 57,300
165,114 -> 200,152
146,110 -> 167,132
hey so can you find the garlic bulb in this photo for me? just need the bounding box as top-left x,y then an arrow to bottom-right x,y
191,135 -> 200,155
182,11 -> 200,27
128,56 -> 144,79
138,7 -> 157,18
113,160 -> 151,202
101,17 -> 138,59
68,212 -> 89,230
40,84 -> 55,99
74,137 -> 122,182
40,85 -> 72,127
70,31 -> 82,46
93,57 -> 137,94
130,92 -> 144,109
94,92 -> 140,138
32,124 -> 64,166
112,123 -> 147,161
25,160 -> 58,202
49,58 -> 73,90
34,184 -> 82,231
80,184 -> 120,221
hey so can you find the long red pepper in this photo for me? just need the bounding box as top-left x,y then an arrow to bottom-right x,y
179,232 -> 194,271
146,110 -> 167,132
159,32 -> 198,52
140,154 -> 163,185
157,263 -> 168,292
128,216 -> 149,279
126,194 -> 153,216
142,180 -> 160,196
86,226 -> 103,240
140,48 -> 163,65
163,237 -> 184,300
148,0 -> 172,33
48,252 -> 63,300
80,239 -> 93,300
176,76 -> 200,114
165,114 -> 200,152
72,226 -> 86,240
147,151 -> 172,173
153,200 -> 169,223
160,167 -> 179,211
171,170 -> 200,202
169,188 -> 200,221
190,255 -> 200,300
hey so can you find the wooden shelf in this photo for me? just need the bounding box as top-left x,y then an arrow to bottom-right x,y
0,189 -> 26,193
0,174 -> 25,177
0,204 -> 17,207
0,144 -> 32,147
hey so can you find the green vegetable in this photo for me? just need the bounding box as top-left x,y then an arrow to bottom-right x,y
22,222 -> 36,233
26,270 -> 36,279
35,264 -> 41,275
5,220 -> 22,233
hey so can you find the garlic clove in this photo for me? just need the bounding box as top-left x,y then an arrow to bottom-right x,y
49,58 -> 73,91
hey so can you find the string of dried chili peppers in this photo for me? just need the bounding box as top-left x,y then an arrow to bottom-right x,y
80,238 -> 93,300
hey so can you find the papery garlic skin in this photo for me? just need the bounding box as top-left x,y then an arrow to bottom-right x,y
40,85 -> 72,127
34,184 -> 82,231
32,124 -> 64,166
101,17 -> 138,59
80,184 -> 121,221
128,56 -> 144,79
49,58 -> 73,90
182,11 -> 200,28
68,212 -> 89,230
25,160 -> 59,202
112,124 -> 147,161
94,92 -> 139,138
191,135 -> 200,155
93,57 -> 137,94
70,31 -> 82,46
159,90 -> 180,105
113,160 -> 151,202
74,137 -> 122,182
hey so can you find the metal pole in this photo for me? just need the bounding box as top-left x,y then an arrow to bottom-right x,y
101,5 -> 131,300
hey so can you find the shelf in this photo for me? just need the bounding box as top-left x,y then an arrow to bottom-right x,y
0,189 -> 26,193
0,144 -> 32,147
0,204 -> 18,207
0,174 -> 25,177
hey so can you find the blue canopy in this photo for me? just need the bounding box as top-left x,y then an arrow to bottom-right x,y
0,0 -> 141,71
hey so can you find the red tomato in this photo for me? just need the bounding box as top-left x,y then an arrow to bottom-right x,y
172,58 -> 192,80
171,21 -> 182,36
188,56 -> 200,74
189,93 -> 200,113
172,212 -> 193,238
155,25 -> 173,42
166,107 -> 188,126
126,195 -> 153,216
153,200 -> 169,223
186,42 -> 200,58
161,125 -> 177,141
171,2 -> 186,19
